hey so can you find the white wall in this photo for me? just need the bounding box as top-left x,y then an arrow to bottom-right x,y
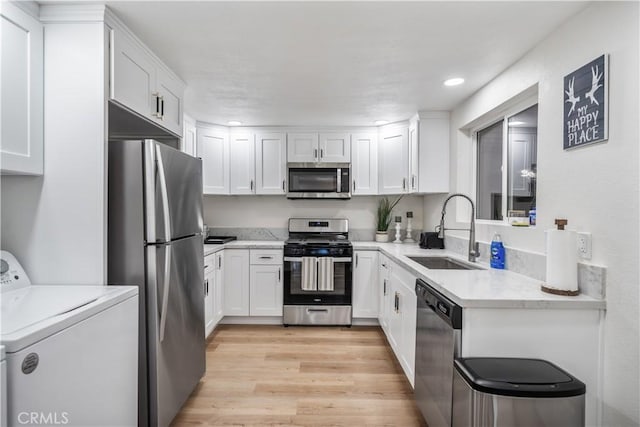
204,195 -> 424,234
1,21 -> 108,284
430,3 -> 639,425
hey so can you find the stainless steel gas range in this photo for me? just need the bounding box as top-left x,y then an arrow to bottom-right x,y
283,218 -> 353,326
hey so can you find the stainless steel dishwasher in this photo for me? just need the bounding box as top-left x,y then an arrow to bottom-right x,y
414,278 -> 463,427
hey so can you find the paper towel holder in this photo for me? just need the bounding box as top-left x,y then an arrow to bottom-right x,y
541,218 -> 580,296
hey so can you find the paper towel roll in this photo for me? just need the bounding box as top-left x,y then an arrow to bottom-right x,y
545,229 -> 578,292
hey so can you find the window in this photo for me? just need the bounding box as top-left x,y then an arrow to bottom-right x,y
476,104 -> 538,221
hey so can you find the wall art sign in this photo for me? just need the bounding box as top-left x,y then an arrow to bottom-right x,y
563,54 -> 608,150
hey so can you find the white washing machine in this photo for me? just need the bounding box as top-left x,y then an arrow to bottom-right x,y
0,251 -> 139,427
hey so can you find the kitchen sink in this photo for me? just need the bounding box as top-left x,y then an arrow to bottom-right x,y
407,256 -> 482,270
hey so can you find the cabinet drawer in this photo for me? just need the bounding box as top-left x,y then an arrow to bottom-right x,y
250,249 -> 283,265
204,254 -> 216,273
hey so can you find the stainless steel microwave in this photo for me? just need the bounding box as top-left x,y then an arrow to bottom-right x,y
287,163 -> 350,199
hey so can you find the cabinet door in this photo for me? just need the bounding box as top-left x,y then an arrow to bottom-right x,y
255,132 -> 286,195
213,252 -> 224,325
396,280 -> 417,387
319,133 -> 350,163
249,264 -> 283,316
198,127 -> 229,194
379,127 -> 409,194
155,67 -> 184,136
408,121 -> 419,193
229,133 -> 255,194
222,250 -> 249,316
351,133 -> 378,195
182,115 -> 197,157
0,2 -> 43,175
287,133 -> 318,163
111,29 -> 156,120
204,263 -> 215,337
352,251 -> 379,318
417,113 -> 450,193
378,255 -> 391,332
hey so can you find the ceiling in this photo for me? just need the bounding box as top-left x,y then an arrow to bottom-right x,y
106,1 -> 588,127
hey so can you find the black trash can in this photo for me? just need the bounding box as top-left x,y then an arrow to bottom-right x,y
453,357 -> 586,427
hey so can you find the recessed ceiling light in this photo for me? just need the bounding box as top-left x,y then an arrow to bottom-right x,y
444,78 -> 465,87
227,120 -> 242,126
374,120 -> 389,126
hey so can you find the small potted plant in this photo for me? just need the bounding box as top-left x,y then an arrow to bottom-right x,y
376,195 -> 403,242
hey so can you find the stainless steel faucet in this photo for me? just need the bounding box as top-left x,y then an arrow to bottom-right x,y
437,193 -> 480,262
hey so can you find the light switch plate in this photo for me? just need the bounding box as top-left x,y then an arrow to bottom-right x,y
577,232 -> 592,260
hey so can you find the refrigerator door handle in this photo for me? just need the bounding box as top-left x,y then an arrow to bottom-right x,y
159,245 -> 171,342
155,144 -> 172,241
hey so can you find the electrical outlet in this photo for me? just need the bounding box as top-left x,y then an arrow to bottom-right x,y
577,232 -> 592,260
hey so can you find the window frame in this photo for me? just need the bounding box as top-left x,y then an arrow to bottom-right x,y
472,96 -> 538,225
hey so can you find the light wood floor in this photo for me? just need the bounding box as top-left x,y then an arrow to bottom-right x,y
172,324 -> 427,426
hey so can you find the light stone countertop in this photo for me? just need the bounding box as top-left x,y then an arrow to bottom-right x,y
203,240 -> 604,310
353,242 -> 606,310
204,240 -> 284,257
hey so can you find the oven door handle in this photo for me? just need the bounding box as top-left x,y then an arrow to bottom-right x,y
284,256 -> 352,262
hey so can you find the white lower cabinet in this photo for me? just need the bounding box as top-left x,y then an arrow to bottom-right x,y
379,257 -> 417,387
222,249 -> 250,316
249,249 -> 283,316
221,248 -> 283,317
213,251 -> 224,325
204,254 -> 215,337
378,254 -> 391,333
352,250 -> 379,318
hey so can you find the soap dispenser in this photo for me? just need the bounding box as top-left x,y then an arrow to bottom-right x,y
490,233 -> 505,269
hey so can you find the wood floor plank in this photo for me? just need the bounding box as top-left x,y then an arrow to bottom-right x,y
171,325 -> 426,427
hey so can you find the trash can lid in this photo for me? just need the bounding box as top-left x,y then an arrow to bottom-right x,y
454,358 -> 586,398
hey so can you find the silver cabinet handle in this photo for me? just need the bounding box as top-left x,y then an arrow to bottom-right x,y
282,180 -> 286,191
383,279 -> 387,295
218,255 -> 222,269
160,96 -> 165,120
204,278 -> 209,295
259,256 -> 273,259
353,180 -> 356,191
314,148 -> 318,159
250,180 -> 254,191
355,253 -> 359,267
152,92 -> 161,118
278,268 -> 281,282
402,178 -> 407,190
411,175 -> 416,190
320,148 -> 324,158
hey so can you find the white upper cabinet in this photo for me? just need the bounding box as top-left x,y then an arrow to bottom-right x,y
255,132 -> 286,195
182,114 -> 197,157
416,112 -> 450,193
287,132 -> 350,163
198,125 -> 229,194
110,26 -> 184,136
229,132 -> 255,195
319,133 -> 350,163
351,133 -> 378,195
408,119 -> 419,193
287,133 -> 318,163
0,2 -> 43,175
378,125 -> 409,194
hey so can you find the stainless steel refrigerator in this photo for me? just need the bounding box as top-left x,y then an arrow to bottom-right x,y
107,139 -> 205,427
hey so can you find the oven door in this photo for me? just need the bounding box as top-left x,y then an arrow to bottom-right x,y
284,256 -> 352,305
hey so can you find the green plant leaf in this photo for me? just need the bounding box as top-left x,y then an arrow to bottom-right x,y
376,195 -> 404,231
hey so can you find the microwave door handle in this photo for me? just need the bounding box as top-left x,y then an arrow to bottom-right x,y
336,169 -> 342,193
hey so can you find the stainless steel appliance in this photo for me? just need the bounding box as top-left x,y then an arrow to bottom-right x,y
283,218 -> 352,325
415,278 -> 463,427
453,358 -> 586,427
287,163 -> 350,199
107,139 -> 205,427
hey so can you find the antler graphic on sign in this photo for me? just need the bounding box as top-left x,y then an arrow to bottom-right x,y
565,76 -> 580,116
585,65 -> 603,106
